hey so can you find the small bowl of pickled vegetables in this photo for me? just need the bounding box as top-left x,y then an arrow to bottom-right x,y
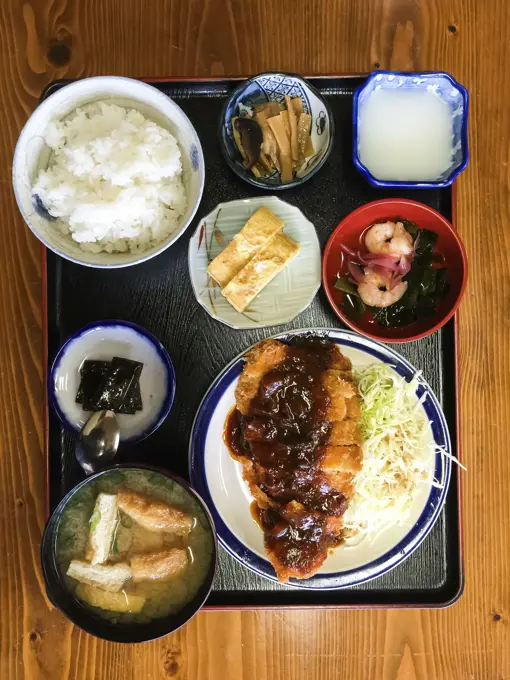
323,198 -> 467,342
220,72 -> 334,189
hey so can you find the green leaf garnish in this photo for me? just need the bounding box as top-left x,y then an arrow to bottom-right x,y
334,276 -> 359,296
89,509 -> 101,531
343,293 -> 366,321
120,514 -> 133,529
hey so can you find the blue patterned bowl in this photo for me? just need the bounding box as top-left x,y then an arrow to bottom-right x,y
219,72 -> 334,190
353,71 -> 469,188
13,76 -> 205,268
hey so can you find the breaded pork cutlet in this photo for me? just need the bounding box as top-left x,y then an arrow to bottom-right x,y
227,337 -> 364,583
234,339 -> 287,415
261,500 -> 346,582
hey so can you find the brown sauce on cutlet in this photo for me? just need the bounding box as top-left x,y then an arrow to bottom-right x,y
224,337 -> 351,579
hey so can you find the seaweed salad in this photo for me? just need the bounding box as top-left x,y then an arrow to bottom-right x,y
335,218 -> 449,328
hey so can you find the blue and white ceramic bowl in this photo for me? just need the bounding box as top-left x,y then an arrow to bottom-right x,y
13,76 -> 205,268
353,71 -> 469,188
189,328 -> 452,589
49,321 -> 175,443
219,72 -> 334,190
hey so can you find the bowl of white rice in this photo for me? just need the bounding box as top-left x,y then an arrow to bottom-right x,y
13,76 -> 205,268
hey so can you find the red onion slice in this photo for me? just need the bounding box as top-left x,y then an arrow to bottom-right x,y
347,261 -> 365,283
396,256 -> 412,276
365,264 -> 391,278
340,244 -> 358,258
358,252 -> 401,271
359,251 -> 399,262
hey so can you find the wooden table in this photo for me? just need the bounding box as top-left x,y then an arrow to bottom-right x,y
1,1 -> 508,678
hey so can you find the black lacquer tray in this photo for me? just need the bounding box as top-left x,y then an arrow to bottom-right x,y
42,76 -> 463,609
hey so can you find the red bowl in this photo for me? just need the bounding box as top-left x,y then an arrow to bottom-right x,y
322,198 -> 468,343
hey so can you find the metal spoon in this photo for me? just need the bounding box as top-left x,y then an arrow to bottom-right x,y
76,410 -> 120,475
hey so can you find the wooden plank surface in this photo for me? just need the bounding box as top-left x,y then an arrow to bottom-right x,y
0,0 -> 508,678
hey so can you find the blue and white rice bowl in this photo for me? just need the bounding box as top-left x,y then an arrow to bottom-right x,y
13,76 -> 205,268
219,72 -> 334,189
49,320 -> 175,444
189,328 -> 452,589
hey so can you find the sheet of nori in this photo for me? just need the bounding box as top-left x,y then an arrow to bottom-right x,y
75,360 -> 111,409
90,357 -> 143,411
117,380 -> 143,414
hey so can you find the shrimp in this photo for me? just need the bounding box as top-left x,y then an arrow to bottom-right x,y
364,221 -> 414,257
357,268 -> 407,308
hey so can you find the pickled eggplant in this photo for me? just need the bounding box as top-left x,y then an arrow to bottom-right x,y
230,95 -> 315,184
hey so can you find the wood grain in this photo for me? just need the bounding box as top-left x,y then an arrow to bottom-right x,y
0,0 -> 508,679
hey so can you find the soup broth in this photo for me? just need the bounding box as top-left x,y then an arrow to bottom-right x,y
56,468 -> 214,624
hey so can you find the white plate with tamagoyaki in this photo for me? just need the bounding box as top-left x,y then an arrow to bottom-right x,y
187,196 -> 321,330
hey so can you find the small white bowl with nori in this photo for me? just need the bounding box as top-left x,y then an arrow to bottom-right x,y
49,320 -> 175,443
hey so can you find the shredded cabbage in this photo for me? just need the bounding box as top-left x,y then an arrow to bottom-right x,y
342,364 -> 434,541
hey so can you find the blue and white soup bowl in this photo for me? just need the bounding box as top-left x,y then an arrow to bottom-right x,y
220,72 -> 334,189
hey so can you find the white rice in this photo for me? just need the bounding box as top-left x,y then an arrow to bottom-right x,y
33,102 -> 187,254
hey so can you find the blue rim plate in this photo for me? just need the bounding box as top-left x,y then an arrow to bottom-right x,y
189,328 -> 452,589
49,320 -> 176,444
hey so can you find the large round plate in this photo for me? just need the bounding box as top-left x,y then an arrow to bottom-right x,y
188,196 -> 321,329
189,328 -> 452,589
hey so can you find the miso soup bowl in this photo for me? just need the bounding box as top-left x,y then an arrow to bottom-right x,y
41,465 -> 218,643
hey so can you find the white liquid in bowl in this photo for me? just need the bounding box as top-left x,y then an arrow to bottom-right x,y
358,88 -> 453,181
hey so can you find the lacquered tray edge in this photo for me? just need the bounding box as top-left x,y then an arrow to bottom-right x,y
38,75 -> 464,610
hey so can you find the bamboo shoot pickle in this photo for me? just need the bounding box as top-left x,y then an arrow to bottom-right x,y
230,94 -> 314,184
